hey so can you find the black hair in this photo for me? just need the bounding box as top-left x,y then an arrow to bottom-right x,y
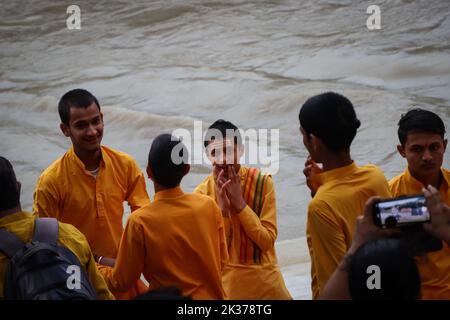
398,108 -> 446,146
203,119 -> 242,148
58,89 -> 101,125
298,92 -> 361,152
348,238 -> 421,300
0,156 -> 20,211
148,134 -> 189,188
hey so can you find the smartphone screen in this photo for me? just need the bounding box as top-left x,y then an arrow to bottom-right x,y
374,195 -> 430,228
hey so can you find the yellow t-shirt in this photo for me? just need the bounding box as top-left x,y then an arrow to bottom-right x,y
99,187 -> 228,300
195,166 -> 292,300
0,211 -> 114,300
389,167 -> 450,299
33,145 -> 150,258
307,162 -> 391,299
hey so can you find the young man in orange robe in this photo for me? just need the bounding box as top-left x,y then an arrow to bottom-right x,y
33,89 -> 150,299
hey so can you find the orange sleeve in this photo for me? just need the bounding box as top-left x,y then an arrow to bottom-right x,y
236,176 -> 277,252
32,174 -> 60,218
308,199 -> 347,295
100,216 -> 146,293
85,254 -> 116,300
126,159 -> 150,212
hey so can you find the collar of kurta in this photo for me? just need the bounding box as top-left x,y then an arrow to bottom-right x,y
405,167 -> 450,191
316,161 -> 357,185
154,186 -> 184,201
68,146 -> 108,176
0,210 -> 31,227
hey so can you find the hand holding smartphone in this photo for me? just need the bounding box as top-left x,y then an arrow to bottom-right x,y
373,195 -> 442,253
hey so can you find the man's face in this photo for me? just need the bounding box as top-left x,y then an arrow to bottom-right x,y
398,132 -> 447,177
60,102 -> 104,153
206,139 -> 243,177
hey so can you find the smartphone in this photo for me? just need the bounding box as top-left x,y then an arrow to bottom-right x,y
373,195 -> 430,228
373,195 -> 442,253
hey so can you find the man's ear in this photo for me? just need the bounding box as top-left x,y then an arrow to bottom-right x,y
146,165 -> 154,181
310,134 -> 321,153
443,139 -> 448,152
183,164 -> 190,177
397,144 -> 406,158
60,123 -> 70,137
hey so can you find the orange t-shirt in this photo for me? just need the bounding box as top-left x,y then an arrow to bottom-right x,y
33,145 -> 150,258
389,167 -> 450,299
99,187 -> 228,300
307,162 -> 391,299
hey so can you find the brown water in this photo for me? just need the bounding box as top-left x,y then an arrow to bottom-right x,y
1,0 -> 449,241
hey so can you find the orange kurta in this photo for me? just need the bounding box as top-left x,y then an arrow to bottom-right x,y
0,211 -> 114,300
33,145 -> 150,258
389,167 -> 450,299
99,187 -> 228,300
307,162 -> 391,299
33,145 -> 150,299
195,166 -> 291,300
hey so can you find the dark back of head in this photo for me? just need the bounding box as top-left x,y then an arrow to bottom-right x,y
348,238 -> 420,300
299,92 -> 361,152
203,119 -> 242,148
398,108 -> 446,146
58,89 -> 100,125
0,156 -> 20,211
148,134 -> 189,188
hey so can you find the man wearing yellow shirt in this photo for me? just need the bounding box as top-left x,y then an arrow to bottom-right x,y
99,134 -> 228,299
389,108 -> 450,299
33,89 -> 150,299
299,92 -> 391,299
0,156 -> 114,300
195,119 -> 291,300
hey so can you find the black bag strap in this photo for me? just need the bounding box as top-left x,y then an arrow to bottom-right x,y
0,228 -> 26,258
33,218 -> 59,245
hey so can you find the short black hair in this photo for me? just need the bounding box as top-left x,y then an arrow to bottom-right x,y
58,89 -> 101,125
348,238 -> 420,300
398,108 -> 446,146
148,134 -> 189,188
203,119 -> 242,148
0,156 -> 20,211
299,92 -> 361,152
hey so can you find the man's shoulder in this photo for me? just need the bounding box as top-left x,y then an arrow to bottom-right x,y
442,167 -> 450,179
388,171 -> 406,187
194,174 -> 215,194
186,192 -> 217,206
58,220 -> 89,244
38,151 -> 72,182
357,163 -> 385,177
244,166 -> 274,186
101,146 -> 135,164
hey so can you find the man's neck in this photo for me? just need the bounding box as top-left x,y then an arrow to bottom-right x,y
410,168 -> 442,189
321,152 -> 353,172
74,146 -> 102,171
0,205 -> 22,220
154,183 -> 178,194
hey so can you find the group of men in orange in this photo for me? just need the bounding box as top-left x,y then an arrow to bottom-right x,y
0,88 -> 448,300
